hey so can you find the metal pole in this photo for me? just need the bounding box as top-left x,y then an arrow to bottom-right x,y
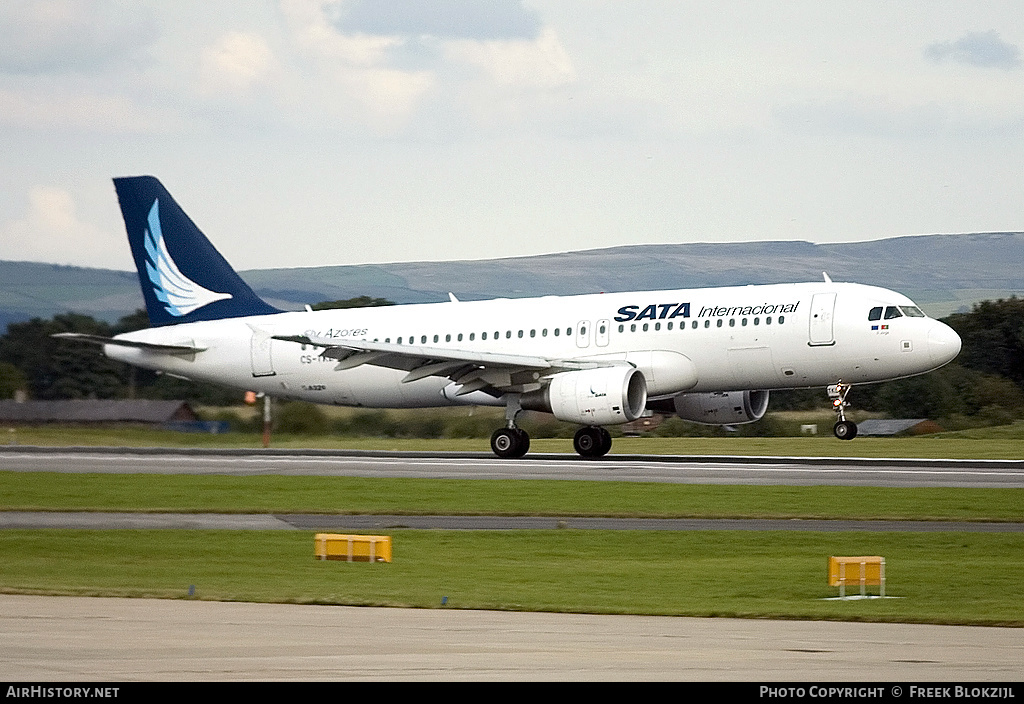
262,395 -> 272,448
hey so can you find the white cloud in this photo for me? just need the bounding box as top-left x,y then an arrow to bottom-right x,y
0,86 -> 178,133
444,26 -> 575,88
0,187 -> 124,267
274,0 -> 576,134
199,32 -> 276,95
278,0 -> 434,130
332,0 -> 541,41
0,0 -> 157,74
283,0 -> 402,65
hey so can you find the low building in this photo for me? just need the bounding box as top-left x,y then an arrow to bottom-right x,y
0,399 -> 197,425
856,418 -> 944,436
620,413 -> 665,436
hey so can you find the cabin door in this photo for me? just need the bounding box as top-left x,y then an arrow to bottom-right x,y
250,328 -> 277,377
808,293 -> 837,346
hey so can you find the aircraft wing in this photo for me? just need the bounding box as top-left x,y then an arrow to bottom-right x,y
274,334 -> 621,396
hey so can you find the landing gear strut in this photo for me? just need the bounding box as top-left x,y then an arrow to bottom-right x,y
828,381 -> 858,440
574,426 -> 612,458
491,395 -> 530,458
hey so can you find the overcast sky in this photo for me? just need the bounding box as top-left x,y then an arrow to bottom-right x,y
1,1 -> 1022,272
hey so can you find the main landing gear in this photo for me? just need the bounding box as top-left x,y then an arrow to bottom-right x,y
491,395 -> 615,458
491,395 -> 530,459
491,425 -> 613,458
490,426 -> 530,458
828,381 -> 858,440
573,426 -> 612,458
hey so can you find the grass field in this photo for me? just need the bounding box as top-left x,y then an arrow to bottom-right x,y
2,529 -> 1022,626
2,472 -> 1022,522
2,424 -> 1022,625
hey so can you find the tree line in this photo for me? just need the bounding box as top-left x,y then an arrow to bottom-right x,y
1,297 -> 1022,429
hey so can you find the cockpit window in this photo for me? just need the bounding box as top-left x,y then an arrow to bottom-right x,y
868,307 -> 882,321
899,305 -> 926,318
884,306 -> 903,319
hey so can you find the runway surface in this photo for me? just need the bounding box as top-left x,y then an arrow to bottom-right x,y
3,446 -> 1024,487
3,595 -> 1022,681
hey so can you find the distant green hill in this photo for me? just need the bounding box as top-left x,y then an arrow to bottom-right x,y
2,232 -> 1022,331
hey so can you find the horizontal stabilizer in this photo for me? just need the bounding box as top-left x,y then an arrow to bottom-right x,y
52,333 -> 204,354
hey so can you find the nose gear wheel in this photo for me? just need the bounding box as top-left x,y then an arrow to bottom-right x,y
828,381 -> 858,440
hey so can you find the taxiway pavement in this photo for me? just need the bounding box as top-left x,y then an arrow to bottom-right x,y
3,595 -> 1022,681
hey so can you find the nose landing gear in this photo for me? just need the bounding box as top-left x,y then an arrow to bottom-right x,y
828,381 -> 858,440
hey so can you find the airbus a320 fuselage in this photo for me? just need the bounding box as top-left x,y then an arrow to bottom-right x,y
57,176 -> 962,458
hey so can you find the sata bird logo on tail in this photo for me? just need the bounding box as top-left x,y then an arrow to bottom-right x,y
143,199 -> 233,317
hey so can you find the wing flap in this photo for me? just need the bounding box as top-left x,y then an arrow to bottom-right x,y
277,335 -> 553,370
273,334 -> 614,392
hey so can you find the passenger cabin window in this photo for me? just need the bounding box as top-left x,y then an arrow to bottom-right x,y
868,307 -> 883,321
884,306 -> 903,320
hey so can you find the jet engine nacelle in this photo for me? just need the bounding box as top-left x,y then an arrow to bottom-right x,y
523,366 -> 647,425
671,389 -> 769,425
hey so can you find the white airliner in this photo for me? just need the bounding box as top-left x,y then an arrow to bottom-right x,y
57,176 -> 962,458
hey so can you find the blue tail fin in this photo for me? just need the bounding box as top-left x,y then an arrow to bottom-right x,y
114,176 -> 280,327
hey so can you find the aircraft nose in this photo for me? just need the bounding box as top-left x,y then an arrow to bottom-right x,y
927,320 -> 961,367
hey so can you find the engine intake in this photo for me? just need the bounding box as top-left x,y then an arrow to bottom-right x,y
523,366 -> 647,425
